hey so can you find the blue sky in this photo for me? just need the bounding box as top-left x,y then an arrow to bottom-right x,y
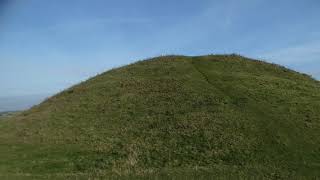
0,0 -> 319,97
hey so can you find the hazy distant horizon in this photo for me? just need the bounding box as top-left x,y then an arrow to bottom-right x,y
0,94 -> 51,112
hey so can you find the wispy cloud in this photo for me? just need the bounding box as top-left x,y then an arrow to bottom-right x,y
256,41 -> 320,80
259,41 -> 320,64
47,17 -> 152,32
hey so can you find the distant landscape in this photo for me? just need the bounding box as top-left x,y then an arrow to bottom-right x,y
0,111 -> 20,120
0,94 -> 49,113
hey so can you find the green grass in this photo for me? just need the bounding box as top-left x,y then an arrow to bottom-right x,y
0,55 -> 319,179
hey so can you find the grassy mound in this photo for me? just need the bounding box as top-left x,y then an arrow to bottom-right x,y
0,55 -> 319,179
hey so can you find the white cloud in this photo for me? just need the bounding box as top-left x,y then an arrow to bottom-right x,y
259,41 -> 320,64
47,17 -> 152,32
254,41 -> 320,80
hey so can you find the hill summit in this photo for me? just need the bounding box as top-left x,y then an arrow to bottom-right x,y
1,55 -> 319,178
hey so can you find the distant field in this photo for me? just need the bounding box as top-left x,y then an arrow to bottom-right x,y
0,111 -> 20,120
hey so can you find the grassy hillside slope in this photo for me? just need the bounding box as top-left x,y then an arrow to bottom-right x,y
0,55 -> 319,179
